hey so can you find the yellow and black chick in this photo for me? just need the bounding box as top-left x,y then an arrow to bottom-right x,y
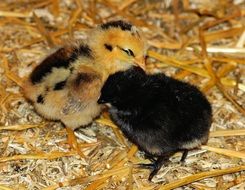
23,20 -> 147,154
98,66 -> 212,181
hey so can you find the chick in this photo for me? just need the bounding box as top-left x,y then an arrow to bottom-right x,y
98,66 -> 212,181
23,20 -> 147,154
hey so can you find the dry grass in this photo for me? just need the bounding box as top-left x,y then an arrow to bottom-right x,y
0,0 -> 244,189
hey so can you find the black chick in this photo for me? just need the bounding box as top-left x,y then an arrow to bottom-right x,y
98,66 -> 212,181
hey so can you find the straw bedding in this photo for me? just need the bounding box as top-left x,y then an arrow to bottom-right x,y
0,0 -> 244,189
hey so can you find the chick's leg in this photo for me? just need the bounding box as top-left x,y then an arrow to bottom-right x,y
66,127 -> 85,158
180,149 -> 188,162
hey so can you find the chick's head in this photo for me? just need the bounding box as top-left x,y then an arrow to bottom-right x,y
98,66 -> 146,108
89,20 -> 147,74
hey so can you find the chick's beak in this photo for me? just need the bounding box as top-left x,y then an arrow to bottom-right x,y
133,56 -> 146,71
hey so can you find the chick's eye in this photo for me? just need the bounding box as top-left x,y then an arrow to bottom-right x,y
122,49 -> 135,57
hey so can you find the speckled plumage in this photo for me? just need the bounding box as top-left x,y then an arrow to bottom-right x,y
23,20 -> 147,131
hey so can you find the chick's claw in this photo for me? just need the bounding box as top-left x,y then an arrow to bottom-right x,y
137,163 -> 156,170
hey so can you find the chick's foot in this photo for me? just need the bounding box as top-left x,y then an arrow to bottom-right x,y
66,127 -> 85,158
137,156 -> 170,181
148,157 -> 170,181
